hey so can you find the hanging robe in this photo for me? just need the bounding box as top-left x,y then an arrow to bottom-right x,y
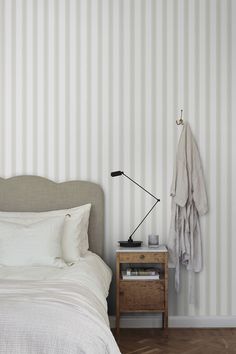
168,122 -> 208,296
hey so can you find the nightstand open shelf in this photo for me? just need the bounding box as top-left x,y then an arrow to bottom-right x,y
116,246 -> 168,334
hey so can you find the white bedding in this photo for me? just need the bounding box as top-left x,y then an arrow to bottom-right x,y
0,252 -> 120,354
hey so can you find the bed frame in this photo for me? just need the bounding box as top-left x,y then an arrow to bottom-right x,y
0,176 -> 104,257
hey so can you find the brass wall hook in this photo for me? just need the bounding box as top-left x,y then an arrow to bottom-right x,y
176,109 -> 184,125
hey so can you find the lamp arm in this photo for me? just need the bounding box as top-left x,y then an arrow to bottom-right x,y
111,170 -> 161,244
123,173 -> 160,202
128,199 -> 159,242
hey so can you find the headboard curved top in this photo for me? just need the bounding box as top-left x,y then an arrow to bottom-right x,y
0,176 -> 104,257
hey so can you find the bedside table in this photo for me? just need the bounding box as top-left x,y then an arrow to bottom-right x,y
116,245 -> 168,334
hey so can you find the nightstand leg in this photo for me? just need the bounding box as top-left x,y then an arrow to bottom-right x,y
162,311 -> 168,329
116,312 -> 120,336
116,253 -> 120,336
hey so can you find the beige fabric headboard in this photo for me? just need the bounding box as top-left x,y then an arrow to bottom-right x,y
0,176 -> 104,258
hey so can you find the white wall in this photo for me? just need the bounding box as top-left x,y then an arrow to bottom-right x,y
0,0 -> 235,317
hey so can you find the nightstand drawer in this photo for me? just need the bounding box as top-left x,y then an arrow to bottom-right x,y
119,252 -> 166,264
119,281 -> 165,311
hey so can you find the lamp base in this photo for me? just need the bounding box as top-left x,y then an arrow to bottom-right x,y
118,240 -> 142,247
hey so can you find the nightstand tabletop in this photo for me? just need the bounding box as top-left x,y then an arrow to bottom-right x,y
116,244 -> 168,253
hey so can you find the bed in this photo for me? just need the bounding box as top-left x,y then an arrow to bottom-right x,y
0,176 -> 120,354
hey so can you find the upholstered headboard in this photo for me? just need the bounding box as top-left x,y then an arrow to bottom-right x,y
0,176 -> 104,257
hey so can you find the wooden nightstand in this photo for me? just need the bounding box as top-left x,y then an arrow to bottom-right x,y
116,245 -> 168,334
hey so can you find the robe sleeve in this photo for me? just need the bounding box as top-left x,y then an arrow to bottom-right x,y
172,159 -> 188,207
170,124 -> 189,207
192,143 -> 208,216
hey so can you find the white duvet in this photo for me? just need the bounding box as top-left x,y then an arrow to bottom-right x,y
0,252 -> 120,354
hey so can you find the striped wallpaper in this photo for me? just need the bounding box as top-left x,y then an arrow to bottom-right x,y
0,0 -> 235,317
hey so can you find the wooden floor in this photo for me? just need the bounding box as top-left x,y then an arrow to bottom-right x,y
113,328 -> 236,354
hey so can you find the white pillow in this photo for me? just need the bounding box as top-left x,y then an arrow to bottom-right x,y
0,204 -> 91,262
62,204 -> 91,261
0,216 -> 65,267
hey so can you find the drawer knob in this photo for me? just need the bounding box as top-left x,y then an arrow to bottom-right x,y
140,254 -> 145,259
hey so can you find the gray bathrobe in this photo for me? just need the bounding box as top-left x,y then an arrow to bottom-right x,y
168,122 -> 208,295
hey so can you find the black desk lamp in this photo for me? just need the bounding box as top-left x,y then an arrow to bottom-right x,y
111,171 -> 160,247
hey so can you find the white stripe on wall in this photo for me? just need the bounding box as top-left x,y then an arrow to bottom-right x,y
0,0 -> 235,316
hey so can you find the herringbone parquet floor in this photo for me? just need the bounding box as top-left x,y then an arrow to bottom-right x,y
113,328 -> 236,354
